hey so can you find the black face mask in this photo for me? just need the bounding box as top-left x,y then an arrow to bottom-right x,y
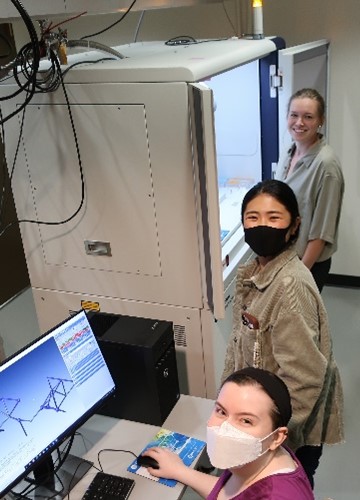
244,225 -> 290,257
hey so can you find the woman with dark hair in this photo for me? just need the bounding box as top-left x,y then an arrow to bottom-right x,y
275,88 -> 344,292
222,179 -> 344,488
140,367 -> 315,499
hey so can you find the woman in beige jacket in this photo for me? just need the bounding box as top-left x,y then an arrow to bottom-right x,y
222,179 -> 344,489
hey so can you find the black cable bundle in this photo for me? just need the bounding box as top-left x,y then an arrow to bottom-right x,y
0,0 -> 40,124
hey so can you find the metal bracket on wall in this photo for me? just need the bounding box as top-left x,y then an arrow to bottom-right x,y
269,64 -> 283,98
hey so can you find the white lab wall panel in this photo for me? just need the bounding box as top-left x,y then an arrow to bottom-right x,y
31,288 -> 207,397
8,5 -> 234,56
1,0 -> 66,19
1,0 -> 220,20
322,26 -> 360,278
5,81 -> 204,307
22,104 -> 160,275
66,0 -> 219,14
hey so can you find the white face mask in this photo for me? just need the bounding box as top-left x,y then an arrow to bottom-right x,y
206,420 -> 277,469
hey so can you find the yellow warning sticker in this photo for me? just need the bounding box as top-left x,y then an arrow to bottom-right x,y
81,300 -> 100,312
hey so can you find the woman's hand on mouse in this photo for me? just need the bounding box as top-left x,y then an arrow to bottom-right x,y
142,447 -> 187,480
143,447 -> 219,497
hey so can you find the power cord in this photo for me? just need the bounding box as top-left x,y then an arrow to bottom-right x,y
80,0 -> 138,40
97,448 -> 138,472
0,47 -> 85,239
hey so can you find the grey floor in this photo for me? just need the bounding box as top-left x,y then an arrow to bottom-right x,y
1,285 -> 359,500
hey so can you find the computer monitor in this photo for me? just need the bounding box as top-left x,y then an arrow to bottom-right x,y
0,309 -> 116,498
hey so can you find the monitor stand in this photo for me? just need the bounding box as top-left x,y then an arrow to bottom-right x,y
10,454 -> 93,499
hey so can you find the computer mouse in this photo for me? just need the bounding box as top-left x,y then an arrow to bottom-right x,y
136,454 -> 160,469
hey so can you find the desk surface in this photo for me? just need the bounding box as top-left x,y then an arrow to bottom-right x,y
71,395 -> 215,500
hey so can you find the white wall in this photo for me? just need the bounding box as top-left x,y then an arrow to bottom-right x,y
11,0 -> 359,277
11,4 -> 241,47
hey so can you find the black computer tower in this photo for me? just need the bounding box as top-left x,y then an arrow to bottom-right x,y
87,312 -> 180,426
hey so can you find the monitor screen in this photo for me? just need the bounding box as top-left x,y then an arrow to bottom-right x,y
0,310 -> 116,498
